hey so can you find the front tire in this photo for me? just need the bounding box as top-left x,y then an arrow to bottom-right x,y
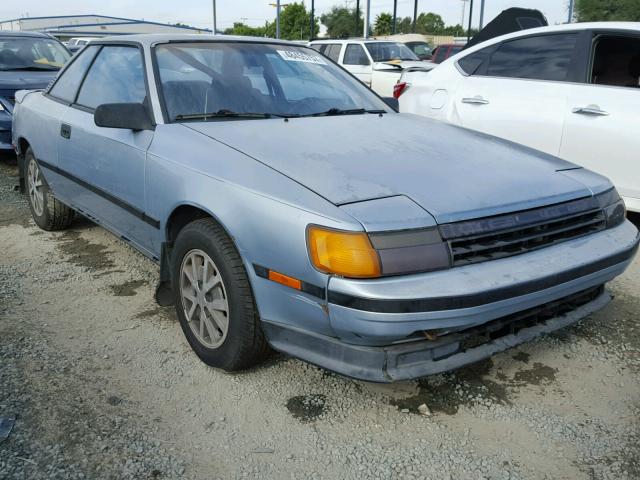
172,218 -> 270,371
25,148 -> 74,231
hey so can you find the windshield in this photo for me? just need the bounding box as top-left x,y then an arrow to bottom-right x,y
365,42 -> 419,62
0,36 -> 71,71
155,42 -> 390,121
407,42 -> 432,57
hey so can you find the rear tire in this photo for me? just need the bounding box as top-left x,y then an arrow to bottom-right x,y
172,218 -> 270,371
25,147 -> 74,231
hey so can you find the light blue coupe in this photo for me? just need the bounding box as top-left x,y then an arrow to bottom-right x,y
12,35 -> 639,382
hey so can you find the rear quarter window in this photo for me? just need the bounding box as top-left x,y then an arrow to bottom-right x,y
48,45 -> 100,103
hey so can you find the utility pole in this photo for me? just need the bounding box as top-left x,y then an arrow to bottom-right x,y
355,0 -> 360,37
392,0 -> 398,34
363,0 -> 370,38
467,0 -> 474,42
412,0 -> 418,33
479,0 -> 485,29
276,0 -> 281,38
309,0 -> 315,39
460,0 -> 468,37
211,0 -> 217,34
568,0 -> 574,23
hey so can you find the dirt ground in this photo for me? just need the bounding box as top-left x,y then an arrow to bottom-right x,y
1,160 -> 639,480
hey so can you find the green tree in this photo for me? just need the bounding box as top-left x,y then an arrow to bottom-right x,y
416,12 -> 445,34
264,2 -> 320,40
223,22 -> 267,37
374,13 -> 393,35
321,6 -> 363,38
575,0 -> 640,21
396,17 -> 413,34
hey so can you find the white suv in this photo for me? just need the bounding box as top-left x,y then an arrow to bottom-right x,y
398,22 -> 640,213
309,39 -> 433,97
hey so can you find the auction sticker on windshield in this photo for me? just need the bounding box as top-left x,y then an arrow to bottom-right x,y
277,50 -> 327,65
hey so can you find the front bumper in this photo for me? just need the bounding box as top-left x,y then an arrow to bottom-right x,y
264,286 -> 610,382
263,221 -> 638,382
0,115 -> 11,152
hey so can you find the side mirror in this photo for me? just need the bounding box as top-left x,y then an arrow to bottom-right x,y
382,97 -> 399,112
94,103 -> 153,131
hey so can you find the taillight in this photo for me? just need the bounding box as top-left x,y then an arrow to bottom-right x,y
393,82 -> 409,99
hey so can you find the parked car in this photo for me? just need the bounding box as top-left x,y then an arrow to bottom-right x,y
309,39 -> 434,97
430,44 -> 464,64
398,22 -> 640,213
12,35 -> 639,382
0,31 -> 71,153
67,37 -> 96,53
405,40 -> 433,60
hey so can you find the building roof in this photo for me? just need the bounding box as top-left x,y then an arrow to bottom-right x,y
0,14 -> 211,33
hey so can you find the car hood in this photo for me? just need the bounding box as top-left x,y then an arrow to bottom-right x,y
0,70 -> 57,92
185,114 -> 593,224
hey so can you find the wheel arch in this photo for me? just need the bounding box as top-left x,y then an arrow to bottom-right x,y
16,137 -> 31,193
156,202 -> 248,307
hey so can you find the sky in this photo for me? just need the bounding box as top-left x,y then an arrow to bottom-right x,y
0,0 -> 571,32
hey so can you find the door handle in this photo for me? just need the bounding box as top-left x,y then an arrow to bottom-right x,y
461,96 -> 489,105
60,123 -> 71,139
571,105 -> 609,116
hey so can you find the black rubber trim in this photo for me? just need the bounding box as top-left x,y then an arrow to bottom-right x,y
438,192 -> 615,240
253,264 -> 326,300
38,159 -> 160,229
328,238 -> 639,313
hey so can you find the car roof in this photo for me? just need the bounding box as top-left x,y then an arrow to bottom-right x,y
0,31 -> 54,39
91,33 -> 301,47
310,39 -> 400,44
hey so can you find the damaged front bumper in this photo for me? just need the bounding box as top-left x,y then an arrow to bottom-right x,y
263,221 -> 639,382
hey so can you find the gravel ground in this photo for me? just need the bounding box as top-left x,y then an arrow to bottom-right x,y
1,160 -> 639,480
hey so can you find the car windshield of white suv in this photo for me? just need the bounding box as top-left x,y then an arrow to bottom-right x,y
0,36 -> 71,71
365,42 -> 419,62
155,42 -> 390,121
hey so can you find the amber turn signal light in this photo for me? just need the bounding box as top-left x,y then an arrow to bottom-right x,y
307,226 -> 381,278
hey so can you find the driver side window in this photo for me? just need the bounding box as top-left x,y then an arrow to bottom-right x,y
76,46 -> 146,110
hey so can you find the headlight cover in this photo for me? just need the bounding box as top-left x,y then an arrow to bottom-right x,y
307,225 -> 450,278
596,188 -> 626,228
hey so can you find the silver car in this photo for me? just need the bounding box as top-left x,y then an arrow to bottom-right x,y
12,35 -> 639,382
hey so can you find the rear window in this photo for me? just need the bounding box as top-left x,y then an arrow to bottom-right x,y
485,33 -> 578,82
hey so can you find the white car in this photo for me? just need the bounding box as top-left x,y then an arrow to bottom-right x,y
309,39 -> 434,97
398,22 -> 640,213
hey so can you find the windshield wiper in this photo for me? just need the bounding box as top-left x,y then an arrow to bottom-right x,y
174,110 -> 297,121
307,108 -> 387,117
0,65 -> 59,71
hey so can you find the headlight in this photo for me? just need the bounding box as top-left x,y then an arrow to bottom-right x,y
596,188 -> 626,228
307,226 -> 381,278
307,225 -> 450,278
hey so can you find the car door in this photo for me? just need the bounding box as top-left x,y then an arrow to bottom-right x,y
560,30 -> 640,210
57,44 -> 156,254
341,43 -> 372,88
453,33 -> 581,157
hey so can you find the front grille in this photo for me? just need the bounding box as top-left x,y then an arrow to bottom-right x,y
0,130 -> 11,145
0,90 -> 15,105
429,285 -> 604,360
443,202 -> 606,267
